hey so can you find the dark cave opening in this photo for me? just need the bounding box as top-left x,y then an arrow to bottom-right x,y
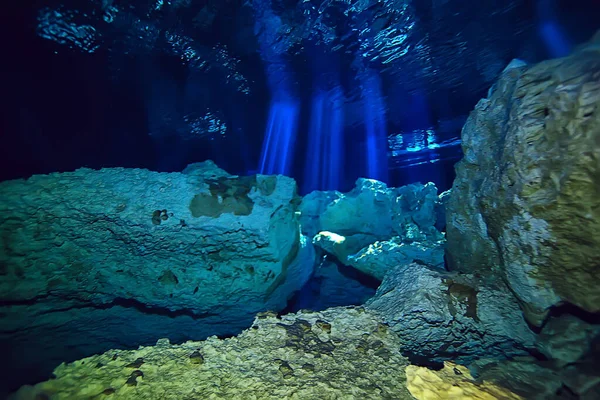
282,255 -> 381,315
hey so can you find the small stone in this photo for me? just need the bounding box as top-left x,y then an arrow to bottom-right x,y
302,363 -> 315,371
125,357 -> 144,368
278,361 -> 294,379
189,350 -> 204,364
315,320 -> 332,334
125,376 -> 138,387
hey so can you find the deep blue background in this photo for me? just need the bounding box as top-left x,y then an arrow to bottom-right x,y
2,0 -> 600,194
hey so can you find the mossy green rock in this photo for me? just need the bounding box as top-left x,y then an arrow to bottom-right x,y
446,32 -> 600,325
10,307 -> 413,400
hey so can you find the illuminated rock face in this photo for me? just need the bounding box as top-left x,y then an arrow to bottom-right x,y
445,32 -> 600,326
301,178 -> 446,281
0,161 -> 314,393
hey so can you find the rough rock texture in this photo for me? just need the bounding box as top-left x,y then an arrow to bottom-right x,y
472,355 -> 600,400
446,32 -> 600,325
366,263 -> 536,365
301,179 -> 445,280
314,232 -> 444,281
0,161 -> 314,393
471,358 -> 563,400
536,314 -> 600,368
300,179 -> 443,242
10,307 -> 414,400
406,361 -> 523,400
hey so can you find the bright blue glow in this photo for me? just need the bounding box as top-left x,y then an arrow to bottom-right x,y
253,0 -> 301,176
259,98 -> 299,175
303,87 -> 344,192
536,0 -> 572,58
361,71 -> 388,183
539,21 -> 572,58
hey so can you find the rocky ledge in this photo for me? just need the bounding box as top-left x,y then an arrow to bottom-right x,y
0,161 -> 314,391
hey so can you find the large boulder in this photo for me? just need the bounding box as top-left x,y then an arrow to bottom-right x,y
314,232 -> 445,281
366,262 -> 536,365
9,307 -> 415,400
0,161 -> 314,393
445,32 -> 600,325
301,179 -> 446,280
300,179 -> 443,243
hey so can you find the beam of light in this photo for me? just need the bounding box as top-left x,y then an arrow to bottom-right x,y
303,87 -> 344,192
252,0 -> 301,176
361,71 -> 388,183
539,21 -> 572,58
259,97 -> 299,175
536,0 -> 572,58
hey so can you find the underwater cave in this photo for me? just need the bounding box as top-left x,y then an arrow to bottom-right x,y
1,0 -> 600,399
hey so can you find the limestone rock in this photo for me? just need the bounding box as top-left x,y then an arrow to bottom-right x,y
298,190 -> 342,238
181,159 -> 230,179
536,314 -> 600,368
314,232 -> 444,281
366,262 -> 536,365
300,179 -> 444,245
434,189 -> 451,232
9,307 -> 414,400
302,179 -> 446,280
0,161 -> 314,392
445,32 -> 600,325
406,362 -> 523,400
316,178 -> 394,245
471,358 -> 565,400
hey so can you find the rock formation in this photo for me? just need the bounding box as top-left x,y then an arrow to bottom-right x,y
6,31 -> 600,400
9,306 -> 529,400
301,179 -> 446,280
444,31 -> 600,397
406,362 -> 524,400
445,32 -> 600,326
0,161 -> 314,392
366,262 -> 536,365
9,307 -> 416,400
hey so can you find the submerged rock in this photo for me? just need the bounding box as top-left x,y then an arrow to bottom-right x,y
366,262 -> 536,365
446,32 -> 600,326
0,161 -> 314,392
9,307 -> 414,400
300,179 -> 443,242
302,179 -> 446,280
314,232 -> 445,281
406,361 -> 523,400
536,314 -> 600,368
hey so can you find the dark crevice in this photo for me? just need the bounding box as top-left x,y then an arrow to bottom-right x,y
0,295 -> 217,321
282,256 -> 380,314
546,302 -> 600,325
404,353 -> 444,370
335,262 -> 382,290
85,297 -> 219,320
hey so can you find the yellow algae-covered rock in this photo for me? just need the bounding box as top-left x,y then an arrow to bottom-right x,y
10,307 -> 414,400
405,362 -> 522,400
